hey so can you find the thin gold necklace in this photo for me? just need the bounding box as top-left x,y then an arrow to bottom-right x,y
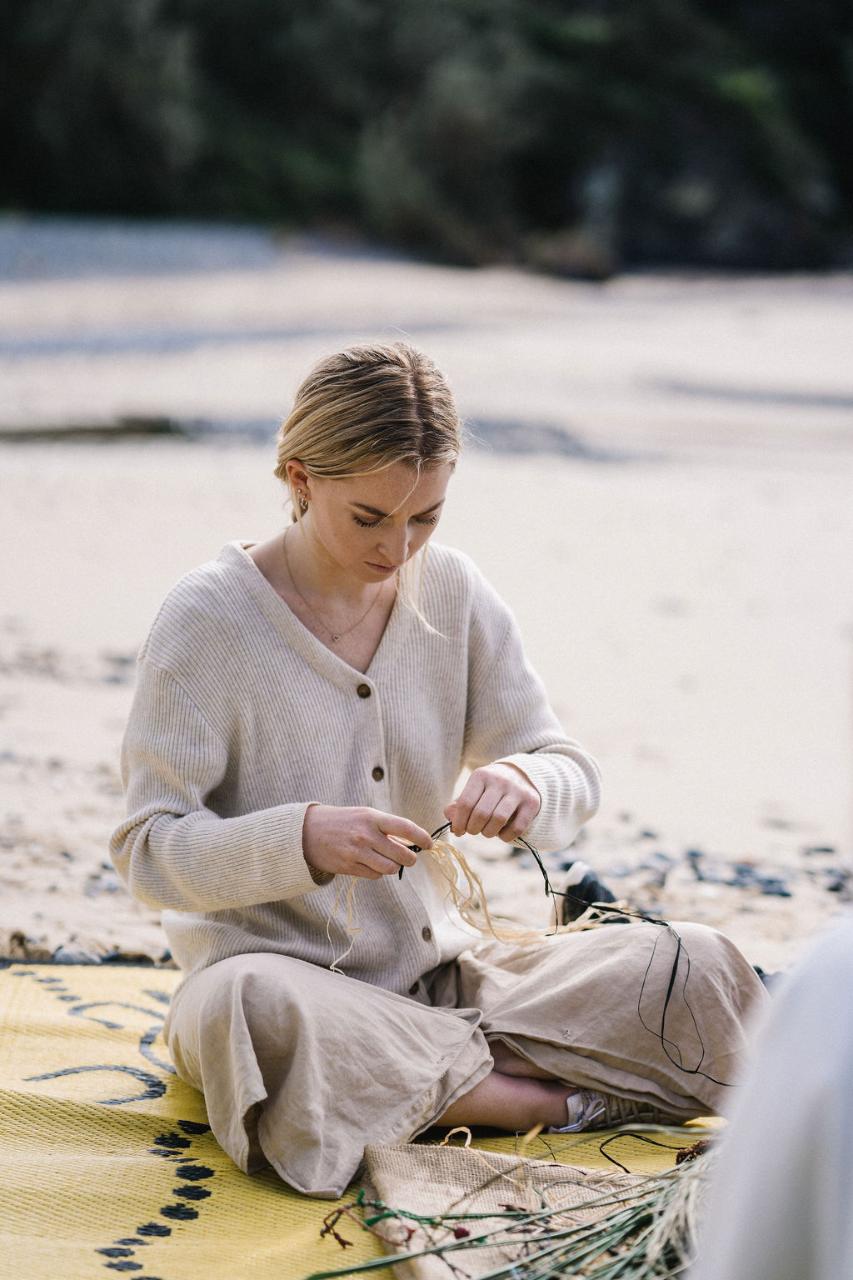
281,527 -> 387,644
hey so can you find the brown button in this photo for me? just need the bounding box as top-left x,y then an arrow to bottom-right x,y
371,765 -> 384,781
421,926 -> 432,942
357,683 -> 371,698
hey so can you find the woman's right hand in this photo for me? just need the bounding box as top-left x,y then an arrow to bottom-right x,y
302,804 -> 433,880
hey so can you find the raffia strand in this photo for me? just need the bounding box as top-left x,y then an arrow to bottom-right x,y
323,837 -> 627,971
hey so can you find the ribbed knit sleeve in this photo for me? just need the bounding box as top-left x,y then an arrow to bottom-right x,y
462,566 -> 602,853
109,661 -> 321,912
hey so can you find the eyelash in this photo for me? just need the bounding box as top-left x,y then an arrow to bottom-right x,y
353,515 -> 439,528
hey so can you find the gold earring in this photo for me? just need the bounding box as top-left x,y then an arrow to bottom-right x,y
297,489 -> 308,512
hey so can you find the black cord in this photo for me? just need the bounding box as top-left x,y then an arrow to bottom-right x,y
515,832 -> 733,1088
597,1131 -> 696,1174
399,821 -> 452,878
403,825 -> 734,1090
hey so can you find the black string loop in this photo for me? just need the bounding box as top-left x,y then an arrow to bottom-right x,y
401,824 -> 733,1089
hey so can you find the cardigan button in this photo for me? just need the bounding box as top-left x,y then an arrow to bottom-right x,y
371,765 -> 385,781
356,683 -> 371,698
421,926 -> 432,942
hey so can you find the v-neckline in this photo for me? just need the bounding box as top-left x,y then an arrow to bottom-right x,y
223,539 -> 407,685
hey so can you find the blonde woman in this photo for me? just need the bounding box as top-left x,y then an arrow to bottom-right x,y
110,342 -> 766,1199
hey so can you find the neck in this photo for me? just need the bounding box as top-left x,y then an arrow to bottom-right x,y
285,520 -> 393,605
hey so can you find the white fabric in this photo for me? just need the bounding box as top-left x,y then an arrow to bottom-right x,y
692,916 -> 853,1280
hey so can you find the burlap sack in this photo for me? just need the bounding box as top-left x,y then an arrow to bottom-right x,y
361,1142 -> 647,1280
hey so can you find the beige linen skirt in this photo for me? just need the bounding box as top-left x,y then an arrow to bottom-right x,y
163,920 -> 766,1197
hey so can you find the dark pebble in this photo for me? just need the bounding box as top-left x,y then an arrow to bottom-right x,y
685,850 -> 705,880
757,878 -> 792,898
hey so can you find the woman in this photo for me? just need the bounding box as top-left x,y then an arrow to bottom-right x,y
110,341 -> 766,1199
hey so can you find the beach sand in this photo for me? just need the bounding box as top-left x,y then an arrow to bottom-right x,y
2,232 -> 851,972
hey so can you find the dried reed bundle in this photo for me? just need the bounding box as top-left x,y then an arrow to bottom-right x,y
308,1146 -> 717,1279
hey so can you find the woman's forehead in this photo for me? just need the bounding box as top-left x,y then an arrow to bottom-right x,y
336,461 -> 452,511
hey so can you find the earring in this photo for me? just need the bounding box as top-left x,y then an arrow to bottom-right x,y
297,490 -> 309,512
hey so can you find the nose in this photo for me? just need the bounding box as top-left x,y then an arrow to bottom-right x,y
377,524 -> 410,567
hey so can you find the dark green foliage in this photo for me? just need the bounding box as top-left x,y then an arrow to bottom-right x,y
2,0 -> 851,270
1,0 -> 201,213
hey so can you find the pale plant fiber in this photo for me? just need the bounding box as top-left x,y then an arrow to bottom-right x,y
324,837 -> 626,971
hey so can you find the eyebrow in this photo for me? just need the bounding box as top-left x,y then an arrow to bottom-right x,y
351,499 -> 445,519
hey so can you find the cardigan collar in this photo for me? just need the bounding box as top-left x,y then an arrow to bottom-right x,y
218,539 -> 410,692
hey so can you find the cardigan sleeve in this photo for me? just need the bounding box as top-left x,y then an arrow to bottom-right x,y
462,565 -> 602,853
109,660 -> 323,912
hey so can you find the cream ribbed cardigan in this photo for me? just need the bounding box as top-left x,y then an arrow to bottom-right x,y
109,540 -> 602,992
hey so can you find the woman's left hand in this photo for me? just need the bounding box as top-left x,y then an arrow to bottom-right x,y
444,761 -> 541,842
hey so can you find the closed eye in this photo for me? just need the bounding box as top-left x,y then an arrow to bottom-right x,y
353,514 -> 439,528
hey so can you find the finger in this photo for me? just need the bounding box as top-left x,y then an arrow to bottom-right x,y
498,799 -> 538,843
352,864 -> 382,880
466,786 -> 506,836
380,835 -> 419,868
365,849 -> 407,876
379,815 -> 433,851
481,797 -> 520,839
447,778 -> 486,836
497,819 -> 523,843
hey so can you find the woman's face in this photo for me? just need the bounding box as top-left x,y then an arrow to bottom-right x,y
299,459 -> 453,583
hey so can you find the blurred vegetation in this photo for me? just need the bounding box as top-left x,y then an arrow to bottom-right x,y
2,0 -> 851,274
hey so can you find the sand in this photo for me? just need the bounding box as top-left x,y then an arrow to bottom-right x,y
1,229 -> 851,973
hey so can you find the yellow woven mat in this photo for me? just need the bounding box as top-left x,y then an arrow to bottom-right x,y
0,962 -> 712,1279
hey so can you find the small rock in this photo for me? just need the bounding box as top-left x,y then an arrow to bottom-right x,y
756,877 -> 792,898
1,930 -> 53,961
52,944 -> 105,964
83,870 -> 122,898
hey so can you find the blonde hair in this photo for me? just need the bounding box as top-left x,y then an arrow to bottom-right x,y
274,341 -> 464,612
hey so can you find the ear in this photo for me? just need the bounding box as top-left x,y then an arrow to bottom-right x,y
285,459 -> 310,491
